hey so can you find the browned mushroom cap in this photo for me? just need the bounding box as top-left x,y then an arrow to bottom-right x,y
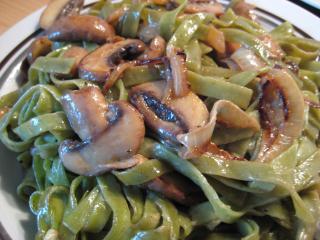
62,46 -> 88,77
130,80 -> 208,145
257,68 -> 304,162
61,86 -> 107,141
78,39 -> 146,83
177,99 -> 260,159
59,100 -> 146,176
47,15 -> 115,44
27,37 -> 52,64
40,0 -> 84,30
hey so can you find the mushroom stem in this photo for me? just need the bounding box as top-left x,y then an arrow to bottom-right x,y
257,69 -> 305,162
167,46 -> 190,98
130,80 -> 209,147
60,89 -> 146,175
177,100 -> 260,159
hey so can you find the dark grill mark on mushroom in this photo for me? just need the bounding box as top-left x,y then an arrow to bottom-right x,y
142,94 -> 179,123
130,93 -> 185,146
130,81 -> 209,148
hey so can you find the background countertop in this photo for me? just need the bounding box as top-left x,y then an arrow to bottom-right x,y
0,0 -> 49,35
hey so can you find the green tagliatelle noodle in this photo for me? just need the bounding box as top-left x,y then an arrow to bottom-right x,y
1,0 -> 320,239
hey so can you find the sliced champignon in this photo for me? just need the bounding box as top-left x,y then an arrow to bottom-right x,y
185,2 -> 224,16
58,0 -> 84,18
177,100 -> 260,159
230,0 -> 256,21
40,0 -> 84,30
138,36 -> 166,60
167,92 -> 209,130
103,61 -> 136,91
130,80 -> 209,146
258,35 -> 285,60
61,86 -> 108,140
47,15 -> 115,44
60,100 -> 146,176
257,68 -> 304,162
230,47 -> 266,71
145,173 -> 204,205
78,39 -> 146,83
61,46 -> 88,77
167,46 -> 190,98
130,90 -> 186,146
27,37 -> 52,64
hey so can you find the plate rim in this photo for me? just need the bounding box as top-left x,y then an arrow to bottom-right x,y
300,0 -> 320,9
0,0 -> 320,65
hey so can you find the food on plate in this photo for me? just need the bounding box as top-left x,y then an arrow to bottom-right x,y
1,0 -> 320,239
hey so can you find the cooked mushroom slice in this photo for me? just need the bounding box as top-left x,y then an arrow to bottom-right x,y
47,15 -> 115,44
230,0 -> 256,21
60,101 -> 145,175
40,0 -> 84,30
130,80 -> 208,145
103,61 -> 136,91
58,0 -> 84,18
61,87 -> 108,140
257,69 -> 304,162
259,35 -> 285,60
167,46 -> 189,98
177,100 -> 260,159
230,47 -> 266,71
62,46 -> 88,77
131,90 -> 186,146
185,2 -> 224,16
79,39 -> 146,83
145,173 -> 204,205
167,91 -> 209,130
139,36 -> 166,60
27,37 -> 52,64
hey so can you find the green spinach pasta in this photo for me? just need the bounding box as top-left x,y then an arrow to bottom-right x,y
1,0 -> 320,239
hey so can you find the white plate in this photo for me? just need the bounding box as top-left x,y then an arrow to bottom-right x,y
0,0 -> 319,239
